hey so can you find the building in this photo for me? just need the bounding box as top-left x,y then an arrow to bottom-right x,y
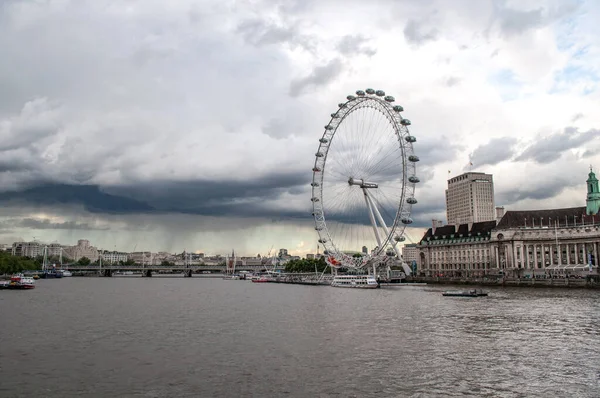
47,243 -> 63,258
445,172 -> 495,226
12,241 -> 44,257
418,170 -> 600,278
128,251 -> 152,265
12,241 -> 65,258
417,221 -> 497,277
101,250 -> 129,264
401,243 -> 419,266
63,240 -> 99,262
490,207 -> 599,278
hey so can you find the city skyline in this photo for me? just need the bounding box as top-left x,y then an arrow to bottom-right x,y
1,1 -> 599,255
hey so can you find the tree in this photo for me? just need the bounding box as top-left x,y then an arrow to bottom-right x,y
284,258 -> 330,274
0,252 -> 39,275
77,257 -> 91,266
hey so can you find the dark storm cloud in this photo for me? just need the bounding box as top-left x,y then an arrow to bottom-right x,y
469,137 -> 517,167
289,59 -> 343,97
496,174 -> 582,205
0,169 -> 315,219
336,35 -> 377,57
15,218 -> 110,231
0,185 -> 154,214
403,19 -> 438,46
515,127 -> 600,164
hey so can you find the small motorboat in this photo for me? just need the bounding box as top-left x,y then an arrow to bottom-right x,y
442,289 -> 488,297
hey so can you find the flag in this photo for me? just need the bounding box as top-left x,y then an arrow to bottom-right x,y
469,162 -> 473,166
448,170 -> 451,174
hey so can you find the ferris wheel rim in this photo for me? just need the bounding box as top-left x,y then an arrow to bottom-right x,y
311,89 -> 419,269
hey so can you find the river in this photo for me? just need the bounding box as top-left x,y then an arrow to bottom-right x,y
0,277 -> 599,397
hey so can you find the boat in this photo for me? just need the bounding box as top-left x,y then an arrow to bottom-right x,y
442,289 -> 488,297
251,276 -> 269,283
0,274 -> 36,290
39,270 -> 63,279
57,269 -> 72,277
331,274 -> 379,289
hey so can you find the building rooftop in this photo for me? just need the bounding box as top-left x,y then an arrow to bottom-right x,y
419,220 -> 497,244
495,206 -> 598,229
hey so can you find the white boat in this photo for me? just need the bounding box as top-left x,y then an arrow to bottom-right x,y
331,274 -> 379,289
57,270 -> 72,277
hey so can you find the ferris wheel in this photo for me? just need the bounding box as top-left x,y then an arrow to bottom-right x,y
311,88 -> 419,273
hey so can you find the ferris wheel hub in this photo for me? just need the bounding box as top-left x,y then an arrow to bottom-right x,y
348,177 -> 378,189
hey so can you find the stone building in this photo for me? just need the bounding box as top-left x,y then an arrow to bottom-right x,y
401,243 -> 419,266
417,221 -> 497,277
490,207 -> 599,278
63,239 -> 99,262
12,241 -> 44,257
445,172 -> 495,225
418,169 -> 600,278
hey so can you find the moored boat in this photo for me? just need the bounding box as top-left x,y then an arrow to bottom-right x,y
57,269 -> 72,277
0,274 -> 36,290
442,289 -> 488,297
251,276 -> 269,283
331,274 -> 379,289
39,271 -> 63,279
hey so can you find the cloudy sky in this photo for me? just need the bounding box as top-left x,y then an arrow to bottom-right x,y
1,0 -> 599,256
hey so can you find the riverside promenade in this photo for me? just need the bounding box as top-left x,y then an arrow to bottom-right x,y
410,276 -> 600,289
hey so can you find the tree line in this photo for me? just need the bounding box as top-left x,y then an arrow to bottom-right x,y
284,258 -> 331,274
0,251 -> 40,275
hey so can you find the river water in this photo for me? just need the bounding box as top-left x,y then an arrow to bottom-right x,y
0,277 -> 599,397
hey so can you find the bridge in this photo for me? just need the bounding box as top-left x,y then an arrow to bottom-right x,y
60,264 -> 282,277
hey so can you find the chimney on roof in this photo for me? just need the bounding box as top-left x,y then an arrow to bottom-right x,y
495,206 -> 505,223
432,219 -> 443,234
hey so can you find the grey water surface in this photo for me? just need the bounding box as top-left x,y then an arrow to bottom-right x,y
0,277 -> 599,397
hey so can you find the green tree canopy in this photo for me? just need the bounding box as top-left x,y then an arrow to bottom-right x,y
77,257 -> 91,266
0,252 -> 39,275
284,258 -> 330,274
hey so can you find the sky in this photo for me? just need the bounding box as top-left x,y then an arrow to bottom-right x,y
1,0 -> 599,256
